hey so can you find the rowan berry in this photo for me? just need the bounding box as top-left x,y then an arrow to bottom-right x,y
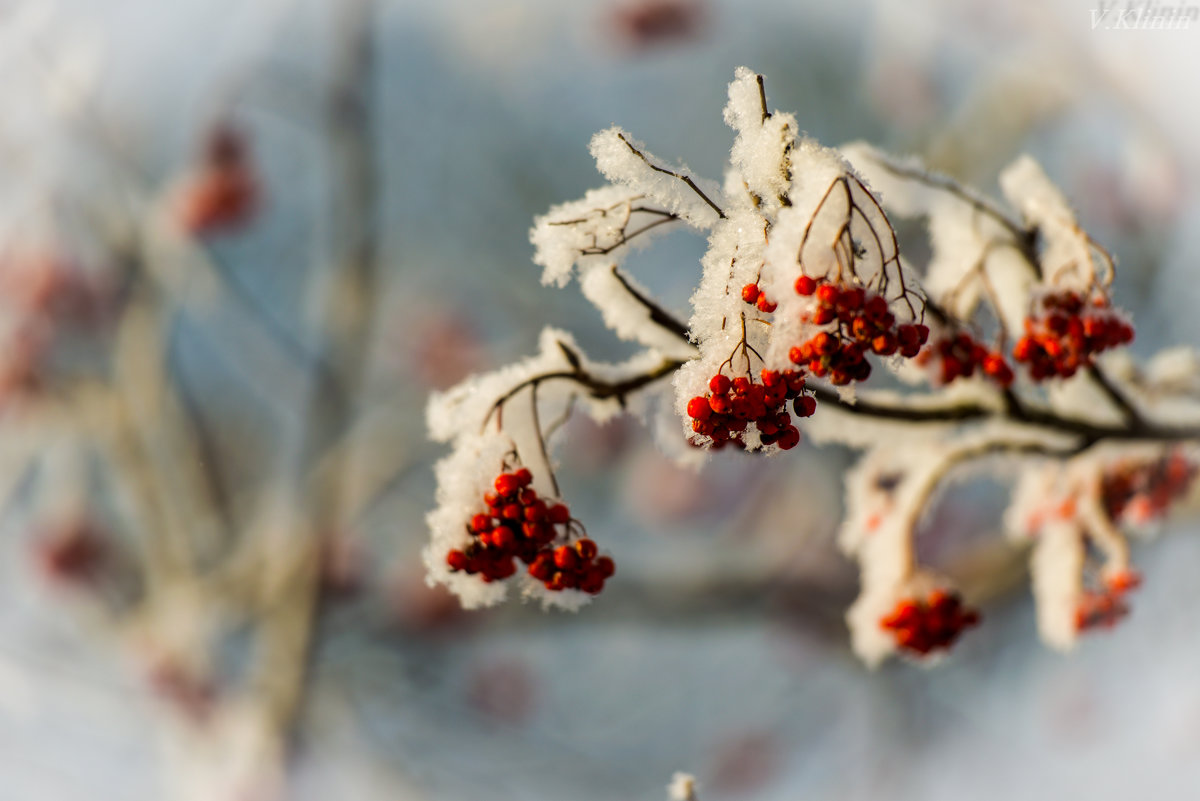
880,589 -> 979,657
776,426 -> 801,450
1105,569 -> 1142,594
1102,450 -> 1197,524
489,525 -> 518,551
447,550 -> 470,571
579,570 -> 606,594
793,395 -> 816,417
1074,589 -> 1129,631
1012,290 -> 1133,380
554,545 -> 579,570
494,473 -> 521,497
687,396 -> 712,420
446,468 -> 615,598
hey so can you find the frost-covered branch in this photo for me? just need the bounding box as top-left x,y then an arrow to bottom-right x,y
426,68 -> 1200,666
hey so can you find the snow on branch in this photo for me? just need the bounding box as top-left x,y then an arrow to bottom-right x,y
591,128 -> 726,227
531,185 -> 684,287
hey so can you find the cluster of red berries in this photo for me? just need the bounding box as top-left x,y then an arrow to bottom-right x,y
790,275 -> 928,385
445,468 -> 614,594
686,370 -> 813,450
917,332 -> 1014,386
527,538 -> 615,594
740,282 -> 778,314
879,589 -> 980,657
1102,451 -> 1197,524
1012,291 -> 1134,380
1075,571 -> 1139,632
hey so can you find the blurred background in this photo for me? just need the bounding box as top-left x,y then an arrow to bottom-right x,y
1,0 -> 1199,799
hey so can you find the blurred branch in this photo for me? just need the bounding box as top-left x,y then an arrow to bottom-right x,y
248,0 -> 383,783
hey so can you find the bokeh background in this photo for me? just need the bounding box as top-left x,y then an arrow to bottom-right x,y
2,0 -> 1200,799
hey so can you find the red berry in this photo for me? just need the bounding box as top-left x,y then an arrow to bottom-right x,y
812,306 -> 837,325
447,550 -> 470,571
794,275 -> 817,296
523,522 -> 550,543
492,558 -> 517,580
839,287 -> 864,311
941,356 -> 963,383
553,545 -> 578,570
741,283 -> 760,304
492,526 -> 516,550
1106,569 -> 1141,594
1012,337 -> 1036,362
687,396 -> 712,420
547,504 -> 570,525
595,556 -> 616,577
872,333 -> 897,356
580,570 -> 606,594
777,426 -> 801,450
470,514 -> 492,533
756,295 -> 777,313
864,294 -> 889,320
982,354 -> 1013,386
494,473 -> 521,497
529,553 -> 555,580
793,395 -> 817,417
575,538 -> 598,561
709,375 -> 731,394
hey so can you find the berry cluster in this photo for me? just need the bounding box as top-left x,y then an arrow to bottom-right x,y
528,538 -> 615,594
740,282 -> 777,313
686,370 -> 813,450
879,589 -> 980,657
1102,451 -> 1197,524
1012,291 -> 1134,380
791,276 -> 928,385
445,468 -> 614,594
177,127 -> 259,235
1074,572 -> 1140,632
917,332 -> 1014,387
